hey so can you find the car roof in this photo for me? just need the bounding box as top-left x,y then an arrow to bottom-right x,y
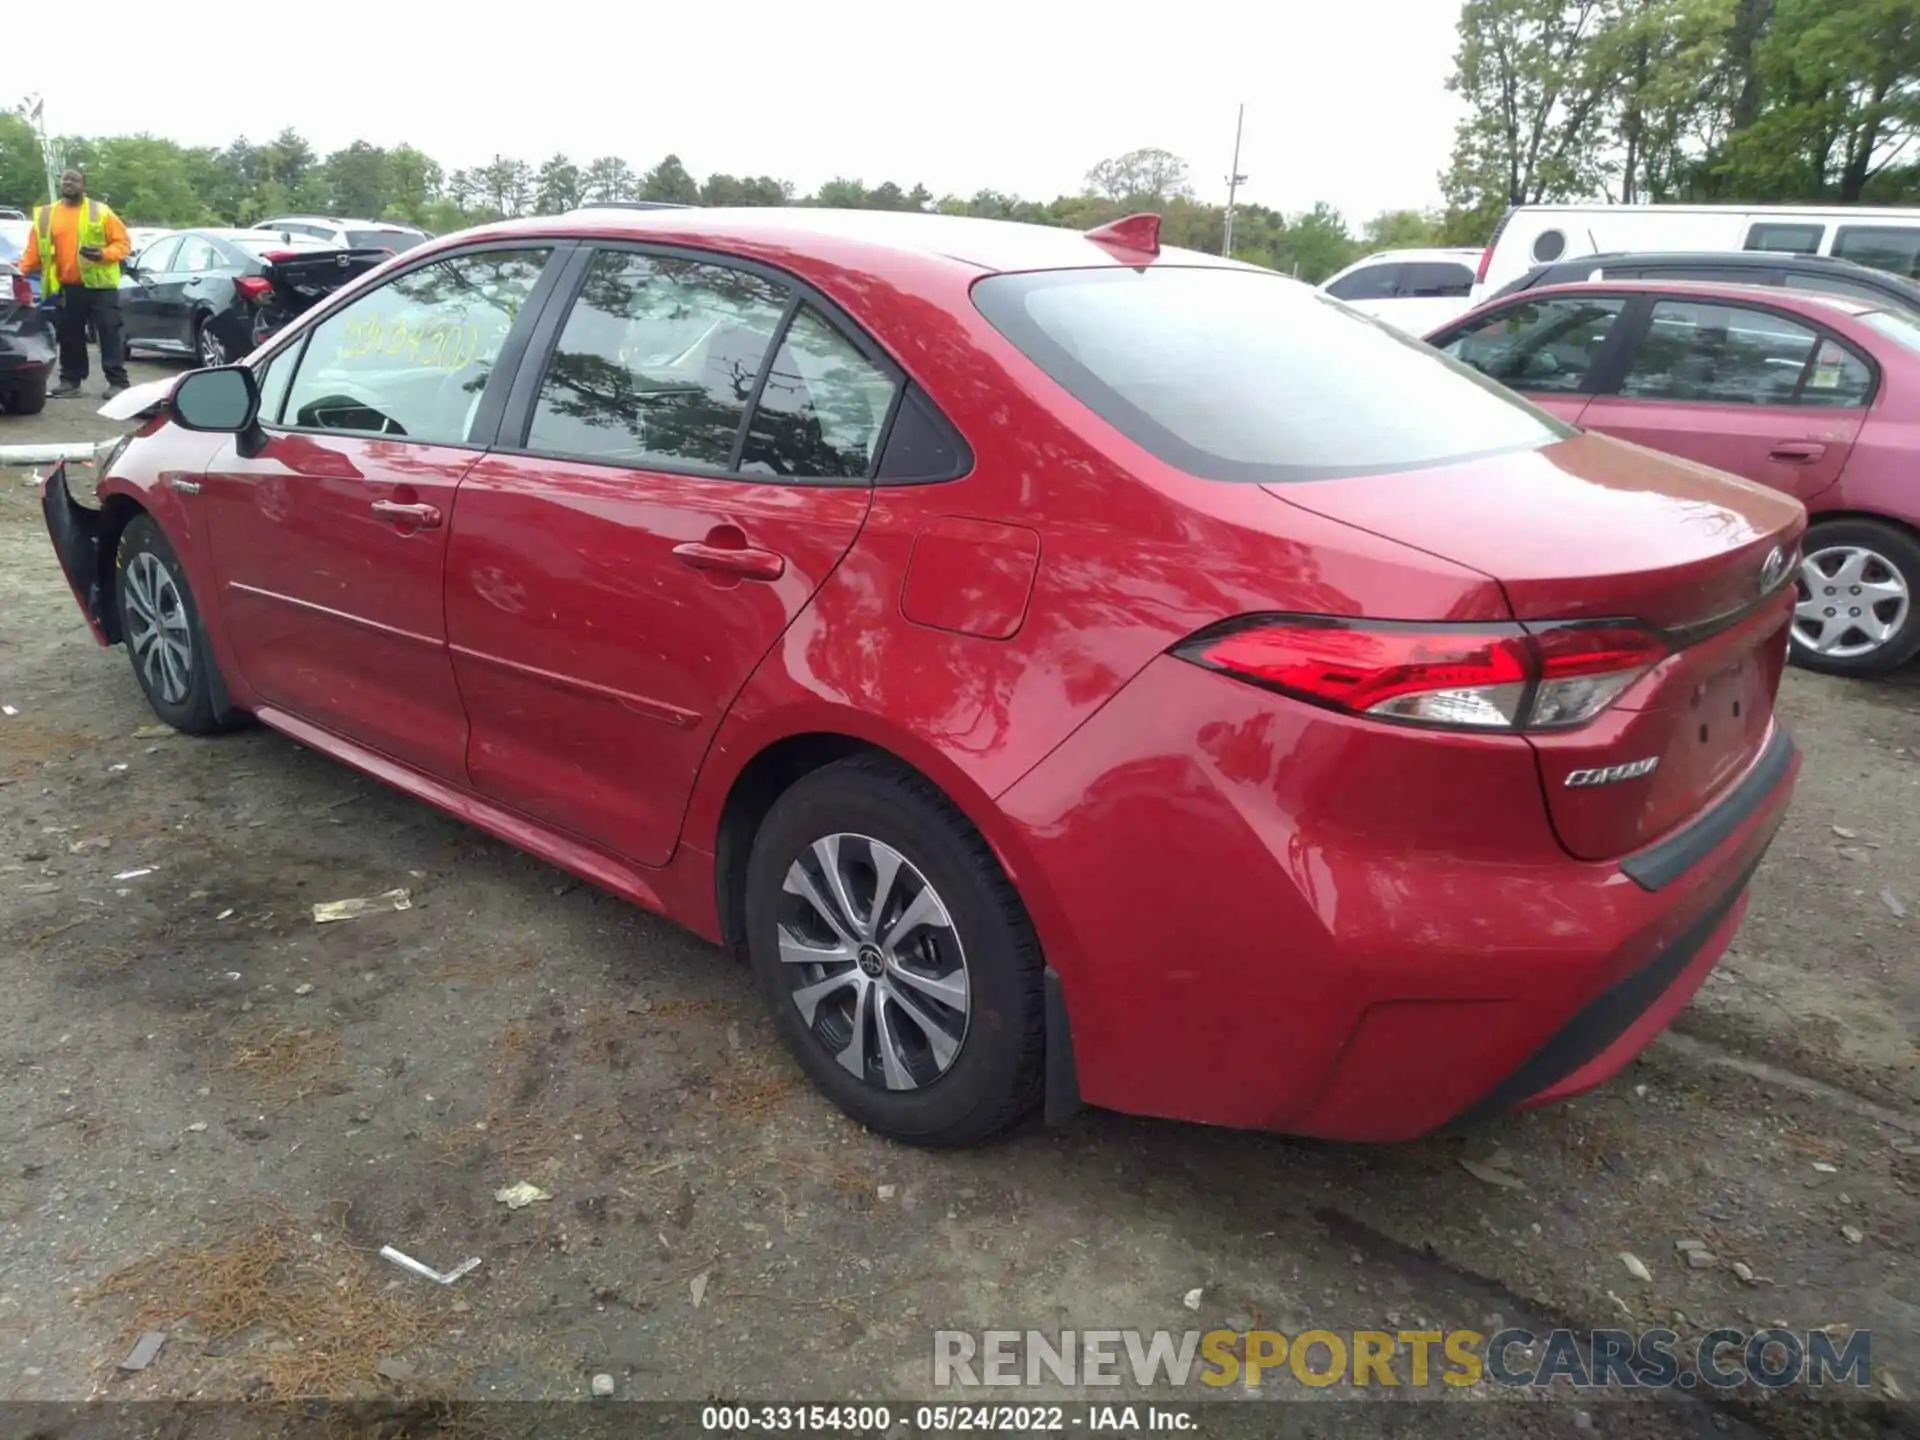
457,207 -> 1251,277
1550,249 -> 1908,279
258,215 -> 423,231
1351,247 -> 1482,264
1510,278 -> 1881,316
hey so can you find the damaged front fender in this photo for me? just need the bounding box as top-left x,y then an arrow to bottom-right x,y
40,462 -> 113,646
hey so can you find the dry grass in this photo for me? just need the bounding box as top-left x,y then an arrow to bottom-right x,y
221,1023 -> 343,1103
636,996 -> 729,1023
707,1061 -> 801,1125
90,1218 -> 438,1397
429,953 -> 538,986
0,718 -> 96,775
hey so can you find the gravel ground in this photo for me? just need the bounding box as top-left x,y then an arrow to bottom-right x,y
0,373 -> 1915,1438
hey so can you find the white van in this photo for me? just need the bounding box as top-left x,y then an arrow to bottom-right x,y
1318,248 -> 1482,333
1473,204 -> 1920,299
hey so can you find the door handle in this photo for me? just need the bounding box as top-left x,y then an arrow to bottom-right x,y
371,498 -> 442,529
1768,442 -> 1826,463
671,541 -> 785,581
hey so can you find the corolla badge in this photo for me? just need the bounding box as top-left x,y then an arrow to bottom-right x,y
1759,545 -> 1791,594
1565,757 -> 1660,788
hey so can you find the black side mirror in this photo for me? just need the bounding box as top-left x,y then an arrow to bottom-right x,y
170,365 -> 260,433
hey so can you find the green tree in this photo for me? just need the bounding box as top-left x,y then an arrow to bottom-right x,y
1085,147 -> 1193,203
1362,209 -> 1444,248
475,155 -> 533,216
1441,0 -> 1615,227
1715,0 -> 1920,200
1278,202 -> 1360,282
583,155 -> 635,203
639,153 -> 700,205
0,112 -> 48,208
262,127 -> 315,193
61,135 -> 209,224
384,145 -> 444,226
813,177 -> 869,207
534,153 -> 585,213
321,140 -> 392,218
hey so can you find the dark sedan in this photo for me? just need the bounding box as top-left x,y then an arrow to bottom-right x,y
1,253 -> 56,415
121,229 -> 388,367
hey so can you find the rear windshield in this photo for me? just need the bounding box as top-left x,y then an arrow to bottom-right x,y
971,266 -> 1571,482
1858,308 -> 1920,354
348,229 -> 426,253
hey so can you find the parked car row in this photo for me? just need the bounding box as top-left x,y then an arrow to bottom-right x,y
120,229 -> 389,366
1426,278 -> 1919,678
42,208 -> 1805,1149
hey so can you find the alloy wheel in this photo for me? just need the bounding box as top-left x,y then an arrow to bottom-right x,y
124,550 -> 193,704
1794,545 -> 1910,660
776,833 -> 971,1091
197,325 -> 228,367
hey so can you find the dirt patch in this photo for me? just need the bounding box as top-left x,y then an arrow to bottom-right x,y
221,1024 -> 344,1104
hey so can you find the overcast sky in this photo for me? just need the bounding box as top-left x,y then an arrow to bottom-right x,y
40,0 -> 1466,223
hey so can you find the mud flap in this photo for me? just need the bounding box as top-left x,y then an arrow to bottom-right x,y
1044,966 -> 1083,1125
39,461 -> 110,645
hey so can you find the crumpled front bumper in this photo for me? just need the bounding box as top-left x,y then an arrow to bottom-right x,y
40,461 -> 114,646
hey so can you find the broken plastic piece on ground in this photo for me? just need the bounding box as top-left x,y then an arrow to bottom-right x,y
313,888 -> 412,923
113,867 -> 154,881
118,1331 -> 167,1371
494,1181 -> 551,1210
378,1245 -> 481,1285
2,705 -> 17,716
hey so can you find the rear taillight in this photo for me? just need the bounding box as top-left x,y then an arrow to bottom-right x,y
1175,617 -> 1666,732
9,271 -> 30,305
1474,243 -> 1494,285
235,275 -> 272,303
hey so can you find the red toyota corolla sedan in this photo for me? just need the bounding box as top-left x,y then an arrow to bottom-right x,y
1429,281 -> 1920,677
42,208 -> 1802,1146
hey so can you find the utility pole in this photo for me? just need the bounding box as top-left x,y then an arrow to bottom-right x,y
1222,103 -> 1247,259
18,94 -> 57,201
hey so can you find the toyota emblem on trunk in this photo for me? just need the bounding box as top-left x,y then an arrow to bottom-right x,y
1759,545 -> 1790,594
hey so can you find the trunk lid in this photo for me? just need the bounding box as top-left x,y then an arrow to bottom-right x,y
261,247 -> 389,316
1269,431 -> 1805,860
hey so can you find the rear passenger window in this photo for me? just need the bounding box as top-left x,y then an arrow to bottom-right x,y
1833,227 -> 1920,279
1397,262 -> 1474,298
1325,264 -> 1400,302
1439,296 -> 1627,394
739,305 -> 899,479
526,251 -> 789,469
1616,301 -> 1868,407
1746,223 -> 1824,255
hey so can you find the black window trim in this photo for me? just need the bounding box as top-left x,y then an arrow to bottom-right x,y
492,238 -> 967,489
1594,291 -> 1881,410
252,238 -> 577,452
1428,291 -> 1642,397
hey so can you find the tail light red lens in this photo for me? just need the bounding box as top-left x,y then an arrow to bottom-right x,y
1474,243 -> 1494,285
9,271 -> 30,305
1176,617 -> 1666,732
235,275 -> 273,303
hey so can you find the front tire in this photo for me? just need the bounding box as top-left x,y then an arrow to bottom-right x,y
1791,519 -> 1920,677
194,316 -> 229,368
744,757 -> 1045,1147
114,516 -> 239,734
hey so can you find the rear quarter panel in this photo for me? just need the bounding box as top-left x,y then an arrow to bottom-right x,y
676,242 -> 1512,986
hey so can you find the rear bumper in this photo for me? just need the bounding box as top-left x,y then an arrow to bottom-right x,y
0,321 -> 56,384
999,656 -> 1799,1141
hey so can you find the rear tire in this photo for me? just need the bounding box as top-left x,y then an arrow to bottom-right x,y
114,516 -> 242,734
1790,518 -> 1920,678
743,756 -> 1045,1147
1,376 -> 47,415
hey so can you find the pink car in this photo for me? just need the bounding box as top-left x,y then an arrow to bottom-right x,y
1431,282 -> 1920,677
